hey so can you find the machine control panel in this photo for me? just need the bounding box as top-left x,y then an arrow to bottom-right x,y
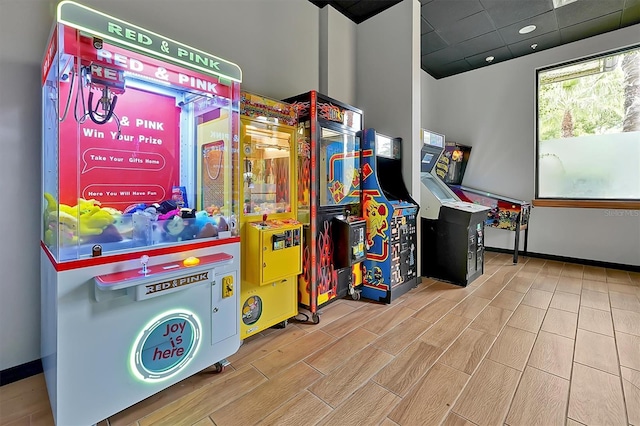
332,215 -> 367,268
245,219 -> 303,285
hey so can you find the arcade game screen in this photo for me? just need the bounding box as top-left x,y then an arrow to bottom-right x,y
319,127 -> 360,206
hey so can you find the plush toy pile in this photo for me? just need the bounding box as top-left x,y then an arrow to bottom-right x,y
43,193 -> 234,247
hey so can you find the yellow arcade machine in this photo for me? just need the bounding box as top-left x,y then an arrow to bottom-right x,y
239,92 -> 302,338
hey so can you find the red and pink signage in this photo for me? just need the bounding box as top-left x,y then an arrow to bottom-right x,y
54,27 -> 235,210
59,86 -> 180,208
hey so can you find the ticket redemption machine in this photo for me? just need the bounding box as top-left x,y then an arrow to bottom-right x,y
419,129 -> 490,286
360,129 -> 419,303
284,91 -> 366,323
41,3 -> 242,424
239,92 -> 302,338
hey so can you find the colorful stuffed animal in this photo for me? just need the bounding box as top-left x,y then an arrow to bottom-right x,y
43,193 -> 116,246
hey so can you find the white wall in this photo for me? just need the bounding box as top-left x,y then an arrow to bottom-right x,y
356,0 -> 422,198
421,24 -> 640,266
0,0 -> 320,371
320,6 -> 357,105
420,71 -> 440,133
68,0 -> 320,100
0,0 -> 53,373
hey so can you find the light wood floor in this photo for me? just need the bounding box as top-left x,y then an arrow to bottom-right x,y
2,253 -> 639,426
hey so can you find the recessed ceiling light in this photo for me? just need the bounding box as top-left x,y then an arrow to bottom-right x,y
519,25 -> 537,34
486,56 -> 495,62
531,43 -> 538,49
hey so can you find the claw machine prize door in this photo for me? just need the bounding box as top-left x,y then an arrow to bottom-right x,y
40,2 -> 243,425
239,92 -> 301,338
284,91 -> 365,321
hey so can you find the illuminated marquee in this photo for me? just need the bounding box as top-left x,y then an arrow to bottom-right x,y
57,1 -> 242,82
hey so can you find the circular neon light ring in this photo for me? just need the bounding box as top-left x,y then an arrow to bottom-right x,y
129,309 -> 202,382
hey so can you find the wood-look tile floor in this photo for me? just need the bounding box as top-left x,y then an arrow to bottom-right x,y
2,253 -> 640,426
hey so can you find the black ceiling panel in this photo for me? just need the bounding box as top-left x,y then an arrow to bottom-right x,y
421,31 -> 449,55
465,45 -> 513,68
309,0 -> 640,79
425,58 -> 473,77
498,11 -> 558,44
480,0 -> 554,28
437,11 -> 496,45
421,17 -> 434,34
421,0 -> 484,28
309,0 -> 401,24
507,30 -> 562,57
560,11 -> 624,43
555,0 -> 625,28
422,45 -> 466,65
457,31 -> 505,57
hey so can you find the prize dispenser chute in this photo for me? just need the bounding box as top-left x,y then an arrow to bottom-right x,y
41,2 -> 242,425
283,91 -> 366,324
239,92 -> 302,338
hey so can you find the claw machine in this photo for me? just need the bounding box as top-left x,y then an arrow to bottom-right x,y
41,2 -> 242,424
360,129 -> 419,303
284,91 -> 366,323
239,92 -> 302,338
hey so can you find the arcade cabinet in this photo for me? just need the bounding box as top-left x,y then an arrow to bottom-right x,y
239,92 -> 302,338
284,91 -> 366,323
360,129 -> 419,303
419,129 -> 490,286
41,3 -> 242,424
434,141 -> 471,185
435,143 -> 531,263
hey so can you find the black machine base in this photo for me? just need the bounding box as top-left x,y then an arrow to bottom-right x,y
421,209 -> 486,287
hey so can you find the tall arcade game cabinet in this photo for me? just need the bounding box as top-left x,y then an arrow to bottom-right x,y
284,91 -> 366,323
419,130 -> 490,286
360,129 -> 419,303
239,92 -> 302,338
435,142 -> 531,263
41,3 -> 242,424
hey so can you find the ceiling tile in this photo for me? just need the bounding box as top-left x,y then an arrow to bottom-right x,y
345,0 -> 402,23
425,58 -> 473,77
555,0 -> 625,28
422,31 -> 449,55
498,10 -> 558,44
309,0 -> 639,79
465,45 -> 513,67
421,17 -> 434,34
457,30 -> 506,57
437,11 -> 496,44
333,0 -> 359,9
507,30 -> 562,57
560,11 -> 623,43
621,0 -> 640,26
481,0 -> 554,28
422,45 -> 466,65
421,0 -> 484,28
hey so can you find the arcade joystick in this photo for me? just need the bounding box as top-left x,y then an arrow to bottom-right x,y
262,213 -> 267,226
140,255 -> 150,275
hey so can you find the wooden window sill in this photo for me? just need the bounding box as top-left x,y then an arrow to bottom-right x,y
533,199 -> 640,209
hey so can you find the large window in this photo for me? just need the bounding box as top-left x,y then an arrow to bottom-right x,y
536,45 -> 640,207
